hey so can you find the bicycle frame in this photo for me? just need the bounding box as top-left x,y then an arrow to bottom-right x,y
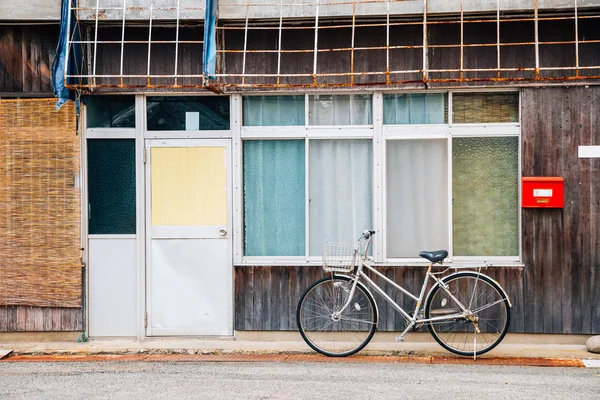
334,234 -> 485,342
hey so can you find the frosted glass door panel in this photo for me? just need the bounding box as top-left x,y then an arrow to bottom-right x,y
386,139 -> 448,258
151,147 -> 226,226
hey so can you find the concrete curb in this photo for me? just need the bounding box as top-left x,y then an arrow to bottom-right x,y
0,352 -> 588,368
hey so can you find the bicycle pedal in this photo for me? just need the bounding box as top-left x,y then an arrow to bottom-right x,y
395,335 -> 405,342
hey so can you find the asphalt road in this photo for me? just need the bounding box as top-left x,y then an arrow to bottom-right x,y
0,361 -> 598,400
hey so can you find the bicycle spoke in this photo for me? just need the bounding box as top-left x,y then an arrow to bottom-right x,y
297,276 -> 377,357
426,272 -> 510,356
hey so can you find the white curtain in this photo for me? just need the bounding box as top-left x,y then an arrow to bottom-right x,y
309,95 -> 372,125
386,139 -> 448,258
309,140 -> 372,255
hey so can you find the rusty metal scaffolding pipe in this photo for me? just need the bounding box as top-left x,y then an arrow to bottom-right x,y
65,0 -> 600,90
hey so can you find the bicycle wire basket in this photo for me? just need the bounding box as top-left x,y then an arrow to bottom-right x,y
322,242 -> 358,273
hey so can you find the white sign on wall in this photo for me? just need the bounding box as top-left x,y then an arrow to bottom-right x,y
578,146 -> 600,158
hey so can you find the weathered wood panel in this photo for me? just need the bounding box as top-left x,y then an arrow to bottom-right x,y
0,306 -> 83,332
521,86 -> 600,335
234,266 -> 525,332
0,25 -> 58,94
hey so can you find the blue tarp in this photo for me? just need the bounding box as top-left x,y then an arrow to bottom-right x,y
203,0 -> 218,80
52,0 -> 84,112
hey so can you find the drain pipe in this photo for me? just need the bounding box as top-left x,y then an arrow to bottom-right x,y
77,261 -> 88,343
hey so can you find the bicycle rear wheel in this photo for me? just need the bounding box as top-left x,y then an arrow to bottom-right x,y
296,275 -> 377,357
425,271 -> 511,356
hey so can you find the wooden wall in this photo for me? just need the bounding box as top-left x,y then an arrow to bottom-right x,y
521,87 -> 600,334
0,307 -> 83,332
0,25 -> 58,94
235,86 -> 600,335
234,266 -> 526,332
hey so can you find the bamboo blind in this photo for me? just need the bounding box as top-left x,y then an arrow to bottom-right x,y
452,93 -> 520,124
0,99 -> 82,308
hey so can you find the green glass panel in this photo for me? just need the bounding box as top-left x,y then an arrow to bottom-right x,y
452,137 -> 519,256
88,139 -> 136,234
146,96 -> 230,130
243,96 -> 305,126
86,95 -> 136,128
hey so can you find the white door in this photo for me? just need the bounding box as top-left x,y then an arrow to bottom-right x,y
146,139 -> 232,336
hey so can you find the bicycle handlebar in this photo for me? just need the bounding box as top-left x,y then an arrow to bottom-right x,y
361,229 -> 376,240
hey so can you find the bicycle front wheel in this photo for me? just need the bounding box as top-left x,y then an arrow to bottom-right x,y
296,275 -> 377,357
425,271 -> 511,356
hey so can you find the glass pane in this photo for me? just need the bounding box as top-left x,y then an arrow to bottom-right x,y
151,147 -> 227,226
384,93 -> 448,124
452,92 -> 519,124
309,94 -> 372,125
88,139 -> 136,234
243,140 -> 305,256
386,140 -> 448,258
243,95 -> 305,126
452,137 -> 519,256
87,95 -> 135,128
146,96 -> 230,131
309,140 -> 372,255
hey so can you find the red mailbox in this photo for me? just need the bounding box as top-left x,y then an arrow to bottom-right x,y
522,177 -> 564,208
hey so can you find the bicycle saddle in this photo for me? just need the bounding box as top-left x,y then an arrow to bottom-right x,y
418,250 -> 448,263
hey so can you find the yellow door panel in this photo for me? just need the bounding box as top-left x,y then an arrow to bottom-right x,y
151,147 -> 227,226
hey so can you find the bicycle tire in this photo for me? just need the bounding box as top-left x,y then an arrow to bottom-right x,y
296,275 -> 378,357
425,271 -> 511,356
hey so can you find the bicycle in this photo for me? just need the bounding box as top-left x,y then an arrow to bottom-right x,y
296,229 -> 512,358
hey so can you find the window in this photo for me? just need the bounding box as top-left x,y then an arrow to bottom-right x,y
240,91 -> 520,263
243,139 -> 372,257
452,92 -> 519,123
384,93 -> 447,124
87,95 -> 135,128
452,137 -> 519,256
241,94 -> 374,258
87,139 -> 136,234
243,140 -> 305,256
147,96 -> 230,130
243,96 -> 304,126
384,92 -> 520,260
309,94 -> 372,125
386,139 -> 448,258
309,140 -> 372,255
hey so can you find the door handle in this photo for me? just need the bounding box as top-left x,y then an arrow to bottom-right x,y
219,228 -> 227,236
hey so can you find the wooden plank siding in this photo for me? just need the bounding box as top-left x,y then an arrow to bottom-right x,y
521,87 -> 600,334
0,307 -> 83,332
235,87 -> 600,335
0,25 -> 58,94
234,266 -> 526,332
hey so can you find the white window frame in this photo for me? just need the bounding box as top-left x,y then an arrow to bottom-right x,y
143,94 -> 233,139
236,93 -> 375,265
382,90 -> 521,265
234,90 -> 522,266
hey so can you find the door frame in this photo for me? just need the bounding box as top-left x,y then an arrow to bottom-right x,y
144,138 -> 234,336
